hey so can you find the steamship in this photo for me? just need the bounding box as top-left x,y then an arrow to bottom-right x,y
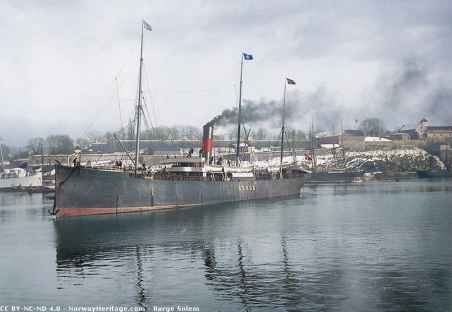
53,22 -> 304,218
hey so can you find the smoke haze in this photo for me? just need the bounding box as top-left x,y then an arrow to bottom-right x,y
367,58 -> 452,129
210,57 -> 452,134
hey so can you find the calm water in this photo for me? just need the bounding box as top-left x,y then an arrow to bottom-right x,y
1,180 -> 452,311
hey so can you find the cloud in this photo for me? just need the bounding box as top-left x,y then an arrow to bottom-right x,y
1,0 -> 452,145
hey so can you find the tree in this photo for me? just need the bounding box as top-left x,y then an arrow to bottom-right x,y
85,130 -> 104,142
0,144 -> 11,161
294,130 -> 307,141
242,125 -> 253,143
115,126 -> 127,140
127,119 -> 135,139
359,118 -> 386,137
46,135 -> 74,154
75,137 -> 90,149
167,127 -> 179,140
179,126 -> 201,140
104,132 -> 115,144
27,137 -> 45,154
255,128 -> 268,140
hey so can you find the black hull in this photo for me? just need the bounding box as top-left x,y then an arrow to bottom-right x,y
305,170 -> 364,183
416,170 -> 451,179
54,165 -> 304,217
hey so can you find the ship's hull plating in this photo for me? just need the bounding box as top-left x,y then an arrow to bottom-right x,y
55,165 -> 304,217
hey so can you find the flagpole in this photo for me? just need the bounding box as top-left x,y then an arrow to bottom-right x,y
235,54 -> 244,166
279,79 -> 287,178
135,22 -> 144,175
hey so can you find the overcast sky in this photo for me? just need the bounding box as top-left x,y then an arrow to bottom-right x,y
1,0 -> 452,145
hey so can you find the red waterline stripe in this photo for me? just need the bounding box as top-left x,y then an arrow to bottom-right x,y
56,204 -> 200,217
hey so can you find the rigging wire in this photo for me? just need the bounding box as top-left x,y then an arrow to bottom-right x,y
142,62 -> 157,128
128,62 -> 143,139
141,97 -> 153,130
114,75 -> 125,130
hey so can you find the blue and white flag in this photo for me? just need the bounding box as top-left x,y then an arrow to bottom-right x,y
243,53 -> 253,60
143,20 -> 152,31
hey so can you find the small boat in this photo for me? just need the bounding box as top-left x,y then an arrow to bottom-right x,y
416,169 -> 451,178
0,167 -> 43,192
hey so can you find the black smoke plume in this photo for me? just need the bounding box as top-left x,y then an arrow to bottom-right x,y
207,86 -> 341,132
207,100 -> 282,126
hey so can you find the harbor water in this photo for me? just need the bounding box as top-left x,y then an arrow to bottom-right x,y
1,180 -> 452,311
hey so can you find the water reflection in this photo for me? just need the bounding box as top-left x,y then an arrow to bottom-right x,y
52,181 -> 452,310
135,246 -> 146,308
310,180 -> 452,197
199,236 -> 350,310
0,193 -> 52,222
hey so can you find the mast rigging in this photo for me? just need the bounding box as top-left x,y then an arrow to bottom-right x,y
134,20 -> 152,174
280,77 -> 296,178
235,52 -> 253,166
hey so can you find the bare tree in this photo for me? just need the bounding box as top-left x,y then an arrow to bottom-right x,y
359,118 -> 386,137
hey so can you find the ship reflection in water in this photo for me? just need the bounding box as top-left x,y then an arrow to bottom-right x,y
52,180 -> 452,310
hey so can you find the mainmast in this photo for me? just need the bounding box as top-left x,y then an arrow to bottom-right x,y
134,20 -> 152,175
235,52 -> 253,166
280,78 -> 295,178
235,55 -> 243,166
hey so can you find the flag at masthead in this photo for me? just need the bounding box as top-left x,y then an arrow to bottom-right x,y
143,20 -> 152,31
286,78 -> 296,85
242,53 -> 253,60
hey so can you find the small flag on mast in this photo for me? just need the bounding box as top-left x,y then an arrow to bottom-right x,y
243,53 -> 253,60
143,20 -> 152,31
286,78 -> 296,85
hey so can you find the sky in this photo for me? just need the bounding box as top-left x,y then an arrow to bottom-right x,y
1,0 -> 452,145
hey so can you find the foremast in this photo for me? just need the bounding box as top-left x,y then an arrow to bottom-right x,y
134,20 -> 152,175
